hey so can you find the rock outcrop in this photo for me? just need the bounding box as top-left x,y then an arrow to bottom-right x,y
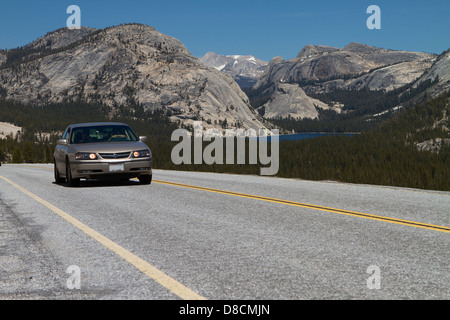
414,49 -> 450,98
251,43 -> 441,119
256,83 -> 341,119
415,109 -> 450,153
416,138 -> 450,153
0,52 -> 6,67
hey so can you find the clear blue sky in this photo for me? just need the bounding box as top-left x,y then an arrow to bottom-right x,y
0,0 -> 448,61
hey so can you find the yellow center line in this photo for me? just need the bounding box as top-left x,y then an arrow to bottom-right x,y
152,180 -> 450,234
0,175 -> 206,300
7,164 -> 450,233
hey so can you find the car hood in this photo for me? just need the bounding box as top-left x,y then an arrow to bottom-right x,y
69,141 -> 150,153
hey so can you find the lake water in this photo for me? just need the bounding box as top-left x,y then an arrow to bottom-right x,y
276,132 -> 359,142
255,132 -> 359,142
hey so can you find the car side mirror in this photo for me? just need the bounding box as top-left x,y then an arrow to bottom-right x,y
139,136 -> 148,143
57,139 -> 68,145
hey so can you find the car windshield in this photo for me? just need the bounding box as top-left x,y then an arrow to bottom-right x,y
70,125 -> 138,144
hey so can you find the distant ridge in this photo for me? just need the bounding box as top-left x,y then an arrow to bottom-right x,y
250,42 -> 448,120
199,52 -> 268,88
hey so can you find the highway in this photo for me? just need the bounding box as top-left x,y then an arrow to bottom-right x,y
0,163 -> 449,300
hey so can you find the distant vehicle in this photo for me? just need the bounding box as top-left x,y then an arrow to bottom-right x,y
54,122 -> 152,187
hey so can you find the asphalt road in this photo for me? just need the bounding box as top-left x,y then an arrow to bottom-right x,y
0,163 -> 448,300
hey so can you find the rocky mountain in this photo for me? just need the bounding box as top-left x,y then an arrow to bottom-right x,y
255,83 -> 342,119
0,24 -> 269,131
199,52 -> 268,88
24,27 -> 99,51
251,43 -> 446,119
255,43 -> 436,91
413,49 -> 450,97
0,52 -> 6,66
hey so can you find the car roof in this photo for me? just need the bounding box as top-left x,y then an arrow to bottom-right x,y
67,122 -> 129,129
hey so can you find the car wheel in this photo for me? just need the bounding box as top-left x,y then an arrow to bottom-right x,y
138,174 -> 152,185
54,160 -> 65,184
66,160 -> 80,187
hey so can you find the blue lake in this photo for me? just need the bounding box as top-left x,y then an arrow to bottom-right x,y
277,132 -> 359,142
256,132 -> 359,142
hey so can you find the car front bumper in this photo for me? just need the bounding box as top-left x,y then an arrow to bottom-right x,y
70,158 -> 152,179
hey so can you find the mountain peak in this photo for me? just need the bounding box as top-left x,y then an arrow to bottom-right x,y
342,42 -> 379,53
0,25 -> 268,131
297,44 -> 339,59
199,52 -> 268,88
268,56 -> 284,65
24,26 -> 98,51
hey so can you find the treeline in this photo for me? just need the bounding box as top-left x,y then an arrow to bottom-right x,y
0,134 -> 54,163
307,78 -> 439,118
172,91 -> 450,191
1,91 -> 449,191
275,90 -> 450,190
161,91 -> 450,191
0,99 -> 181,169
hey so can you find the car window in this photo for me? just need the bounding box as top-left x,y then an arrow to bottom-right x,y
62,128 -> 69,140
70,125 -> 138,144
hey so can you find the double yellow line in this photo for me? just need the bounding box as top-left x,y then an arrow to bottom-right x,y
153,180 -> 450,234
5,164 -> 450,233
1,164 -> 448,300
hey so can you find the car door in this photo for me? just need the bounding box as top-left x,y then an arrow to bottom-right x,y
55,127 -> 70,173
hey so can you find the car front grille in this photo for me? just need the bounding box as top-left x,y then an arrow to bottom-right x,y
99,152 -> 131,159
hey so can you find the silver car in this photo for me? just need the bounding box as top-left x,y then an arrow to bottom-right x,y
54,122 -> 152,187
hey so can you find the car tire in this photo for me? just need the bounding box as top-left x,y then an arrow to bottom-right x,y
138,174 -> 152,185
66,160 -> 80,187
54,160 -> 65,184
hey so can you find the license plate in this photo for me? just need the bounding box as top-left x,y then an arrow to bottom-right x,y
109,163 -> 124,172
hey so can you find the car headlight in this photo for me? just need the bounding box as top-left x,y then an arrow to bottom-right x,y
75,152 -> 98,160
132,149 -> 151,158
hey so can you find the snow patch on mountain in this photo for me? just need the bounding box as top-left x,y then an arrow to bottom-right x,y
199,52 -> 268,88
